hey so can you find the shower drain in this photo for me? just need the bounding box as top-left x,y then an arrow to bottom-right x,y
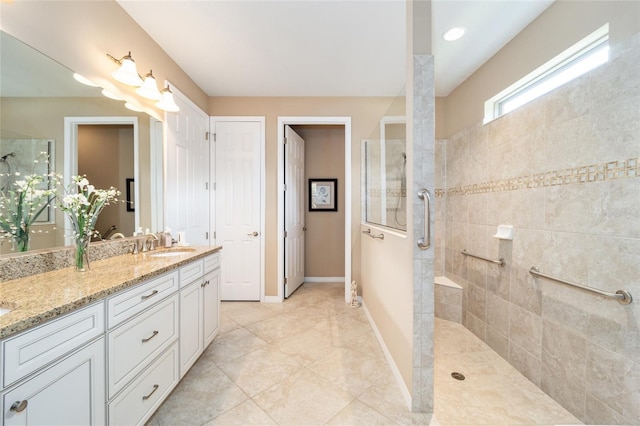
451,372 -> 466,381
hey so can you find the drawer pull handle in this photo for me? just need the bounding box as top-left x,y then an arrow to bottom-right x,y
142,384 -> 159,400
141,290 -> 159,300
142,330 -> 159,343
10,400 -> 28,413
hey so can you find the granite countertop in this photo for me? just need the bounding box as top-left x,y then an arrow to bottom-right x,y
0,245 -> 222,339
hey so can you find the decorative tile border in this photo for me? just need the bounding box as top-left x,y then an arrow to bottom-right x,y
438,157 -> 639,197
367,189 -> 407,198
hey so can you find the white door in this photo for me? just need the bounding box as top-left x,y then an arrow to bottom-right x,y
284,126 -> 305,298
213,119 -> 263,301
164,87 -> 209,246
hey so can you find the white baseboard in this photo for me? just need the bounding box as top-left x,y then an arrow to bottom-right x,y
304,277 -> 345,283
262,296 -> 281,303
361,299 -> 412,410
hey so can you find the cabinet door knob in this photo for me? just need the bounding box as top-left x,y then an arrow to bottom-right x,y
141,330 -> 159,343
10,400 -> 28,413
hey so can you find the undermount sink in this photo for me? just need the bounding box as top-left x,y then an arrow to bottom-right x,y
0,301 -> 17,317
147,248 -> 196,258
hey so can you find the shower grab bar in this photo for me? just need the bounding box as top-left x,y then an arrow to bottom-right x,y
417,189 -> 430,250
529,267 -> 632,305
362,229 -> 384,240
461,249 -> 506,267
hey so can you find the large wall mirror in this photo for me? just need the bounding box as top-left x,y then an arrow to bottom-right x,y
0,31 -> 163,254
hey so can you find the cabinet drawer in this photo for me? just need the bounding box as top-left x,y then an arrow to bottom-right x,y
2,303 -> 104,388
108,343 -> 179,426
107,271 -> 179,328
203,252 -> 220,274
108,294 -> 178,398
180,259 -> 204,288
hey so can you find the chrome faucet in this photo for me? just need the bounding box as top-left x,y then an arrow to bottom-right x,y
142,233 -> 159,252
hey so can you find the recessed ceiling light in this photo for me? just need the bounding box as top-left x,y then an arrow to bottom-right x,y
443,27 -> 466,42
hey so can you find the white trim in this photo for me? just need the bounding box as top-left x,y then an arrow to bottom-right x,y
149,116 -> 164,232
64,116 -> 139,245
303,277 -> 346,283
210,116 -> 266,302
277,116 -> 352,303
262,296 -> 281,304
362,299 -> 412,410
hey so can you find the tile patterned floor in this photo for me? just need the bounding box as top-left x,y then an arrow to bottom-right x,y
148,283 -> 581,426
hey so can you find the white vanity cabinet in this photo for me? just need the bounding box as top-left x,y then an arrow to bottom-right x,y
0,248 -> 221,426
202,253 -> 221,348
1,303 -> 106,426
106,271 -> 180,426
179,252 -> 220,377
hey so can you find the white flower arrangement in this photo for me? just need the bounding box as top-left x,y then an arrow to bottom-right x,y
58,175 -> 120,243
0,155 -> 57,252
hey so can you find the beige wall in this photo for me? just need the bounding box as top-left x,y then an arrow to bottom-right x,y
442,0 -> 640,138
210,96 -> 398,297
0,1 -> 208,116
293,125 -> 345,278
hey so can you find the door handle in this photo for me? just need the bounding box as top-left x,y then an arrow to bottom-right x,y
247,231 -> 259,237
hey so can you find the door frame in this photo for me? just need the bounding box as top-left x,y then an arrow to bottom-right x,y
64,116 -> 139,246
275,116 -> 352,303
210,116 -> 266,301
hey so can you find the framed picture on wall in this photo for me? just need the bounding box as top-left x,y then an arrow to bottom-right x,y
126,178 -> 135,212
309,178 -> 337,212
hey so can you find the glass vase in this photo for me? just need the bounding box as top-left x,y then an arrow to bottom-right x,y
74,235 -> 91,271
12,232 -> 30,252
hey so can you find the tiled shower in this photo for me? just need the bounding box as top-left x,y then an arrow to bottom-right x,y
434,32 -> 639,425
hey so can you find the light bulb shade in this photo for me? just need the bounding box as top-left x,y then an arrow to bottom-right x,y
136,71 -> 162,100
156,86 -> 180,112
112,54 -> 143,86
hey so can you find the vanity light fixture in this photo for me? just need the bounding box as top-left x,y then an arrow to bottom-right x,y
442,26 -> 466,42
73,73 -> 99,87
136,70 -> 162,100
107,51 -> 143,87
156,85 -> 180,112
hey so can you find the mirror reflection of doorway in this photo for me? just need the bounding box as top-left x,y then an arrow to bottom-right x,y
77,124 -> 135,239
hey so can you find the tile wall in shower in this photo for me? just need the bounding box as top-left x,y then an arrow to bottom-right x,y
435,32 -> 640,425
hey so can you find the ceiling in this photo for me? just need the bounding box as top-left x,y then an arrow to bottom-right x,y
118,0 -> 554,98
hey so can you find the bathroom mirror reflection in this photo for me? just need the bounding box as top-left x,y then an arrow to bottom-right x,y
363,116 -> 407,231
0,31 -> 162,254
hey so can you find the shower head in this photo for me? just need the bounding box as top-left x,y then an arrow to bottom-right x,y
0,152 -> 16,161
